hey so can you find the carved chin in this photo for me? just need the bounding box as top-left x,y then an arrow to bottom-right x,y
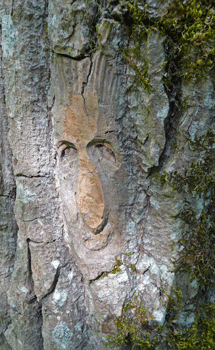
82,223 -> 114,251
62,208 -> 115,251
79,216 -> 114,251
83,231 -> 113,251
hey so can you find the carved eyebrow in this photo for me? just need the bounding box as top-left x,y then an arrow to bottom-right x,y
87,138 -> 112,147
58,140 -> 77,149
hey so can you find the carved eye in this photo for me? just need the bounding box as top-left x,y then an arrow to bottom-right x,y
93,143 -> 116,164
61,146 -> 77,159
58,141 -> 77,161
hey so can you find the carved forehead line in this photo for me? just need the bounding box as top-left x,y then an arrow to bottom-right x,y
53,52 -> 125,112
52,53 -> 125,143
87,52 -> 123,106
66,92 -> 99,122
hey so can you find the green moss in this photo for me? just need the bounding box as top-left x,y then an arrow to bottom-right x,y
103,258 -> 123,277
160,131 -> 215,287
106,296 -> 157,349
106,131 -> 215,349
113,0 -> 215,82
161,130 -> 215,347
106,292 -> 215,349
164,303 -> 215,350
161,0 -> 215,81
120,1 -> 151,92
128,264 -> 138,274
124,252 -> 133,256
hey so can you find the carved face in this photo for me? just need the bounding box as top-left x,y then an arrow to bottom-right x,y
52,45 -> 174,322
57,92 -> 123,243
53,56 -> 128,279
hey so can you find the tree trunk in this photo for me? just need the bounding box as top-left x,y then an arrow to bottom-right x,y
0,0 -> 214,349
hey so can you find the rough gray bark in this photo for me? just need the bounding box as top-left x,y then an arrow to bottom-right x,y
0,13 -> 17,350
0,0 -> 214,349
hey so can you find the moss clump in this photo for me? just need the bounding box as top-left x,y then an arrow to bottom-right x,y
125,252 -> 133,256
159,0 -> 215,80
106,296 -> 157,349
165,303 -> 215,350
115,0 -> 215,82
103,258 -> 123,277
106,295 -> 215,349
128,264 -> 138,274
119,1 -> 151,92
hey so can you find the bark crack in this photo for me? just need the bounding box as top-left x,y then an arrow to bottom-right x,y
27,237 -> 61,244
81,55 -> 93,107
26,239 -> 37,303
89,271 -> 106,284
16,173 -> 48,178
55,51 -> 89,61
41,266 -> 60,301
147,41 -> 183,176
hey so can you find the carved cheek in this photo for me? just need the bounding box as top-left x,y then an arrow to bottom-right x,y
77,154 -> 105,229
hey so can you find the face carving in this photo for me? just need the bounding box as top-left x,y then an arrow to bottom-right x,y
57,92 -> 121,245
53,56 -> 128,279
51,46 -> 174,324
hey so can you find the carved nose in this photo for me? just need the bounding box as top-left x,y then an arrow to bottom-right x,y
77,156 -> 105,231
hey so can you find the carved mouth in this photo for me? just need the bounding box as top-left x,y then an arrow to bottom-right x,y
92,212 -> 109,235
83,211 -> 109,235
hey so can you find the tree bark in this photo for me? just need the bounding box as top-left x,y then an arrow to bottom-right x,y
0,0 -> 214,349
